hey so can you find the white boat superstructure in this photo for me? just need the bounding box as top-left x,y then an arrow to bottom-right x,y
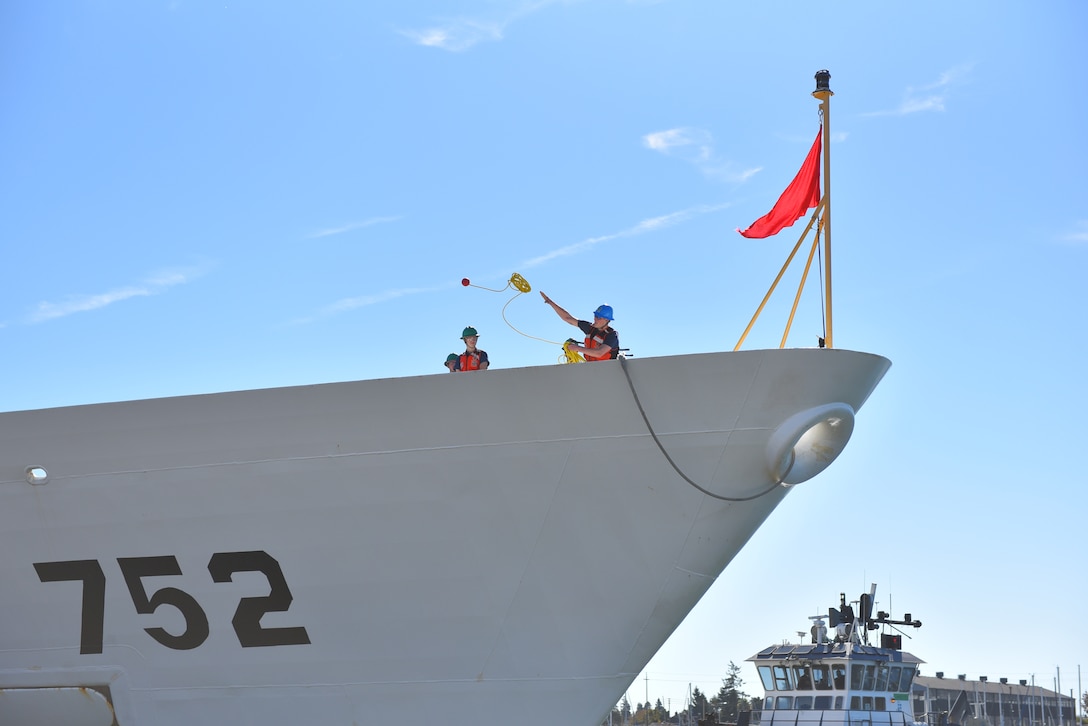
749,585 -> 924,726
1,349 -> 888,726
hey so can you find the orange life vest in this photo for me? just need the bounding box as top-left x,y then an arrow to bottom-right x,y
459,352 -> 482,371
583,327 -> 616,361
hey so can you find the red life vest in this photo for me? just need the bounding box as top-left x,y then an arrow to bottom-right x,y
583,326 -> 616,361
459,352 -> 482,371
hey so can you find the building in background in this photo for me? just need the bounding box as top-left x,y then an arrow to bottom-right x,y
912,673 -> 1077,726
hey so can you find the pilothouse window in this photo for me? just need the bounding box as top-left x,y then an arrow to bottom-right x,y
832,665 -> 847,689
793,665 -> 813,690
773,665 -> 790,691
862,665 -> 876,690
888,666 -> 902,692
850,664 -> 865,690
759,666 -> 776,691
875,664 -> 889,691
899,668 -> 916,690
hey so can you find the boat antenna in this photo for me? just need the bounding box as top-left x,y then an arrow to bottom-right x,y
872,609 -> 923,633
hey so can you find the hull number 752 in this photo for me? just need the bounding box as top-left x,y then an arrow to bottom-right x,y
34,550 -> 311,654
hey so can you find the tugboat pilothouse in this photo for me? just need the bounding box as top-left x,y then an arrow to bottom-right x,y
749,585 -> 923,726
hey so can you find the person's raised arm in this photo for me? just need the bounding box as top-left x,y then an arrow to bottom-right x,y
540,291 -> 578,326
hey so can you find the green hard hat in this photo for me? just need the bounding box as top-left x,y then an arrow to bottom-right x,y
445,354 -> 458,363
461,326 -> 479,338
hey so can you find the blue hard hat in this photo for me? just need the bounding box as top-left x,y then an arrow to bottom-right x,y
593,305 -> 614,321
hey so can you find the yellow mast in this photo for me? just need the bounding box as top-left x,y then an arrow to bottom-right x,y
733,71 -> 838,352
812,70 -> 833,348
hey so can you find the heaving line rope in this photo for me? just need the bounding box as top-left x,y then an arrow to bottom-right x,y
619,356 -> 784,503
463,272 -> 584,363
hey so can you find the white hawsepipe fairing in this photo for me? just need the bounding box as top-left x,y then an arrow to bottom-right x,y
765,402 -> 857,485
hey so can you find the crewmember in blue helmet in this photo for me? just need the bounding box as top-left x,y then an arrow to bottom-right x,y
539,292 -> 619,361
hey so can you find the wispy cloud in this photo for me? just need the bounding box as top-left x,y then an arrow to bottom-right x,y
27,266 -> 204,324
294,202 -> 724,322
291,283 -> 454,324
1059,220 -> 1088,246
863,64 -> 974,117
307,216 -> 402,240
520,202 -> 730,268
401,20 -> 505,51
399,0 -> 568,52
643,127 -> 761,183
643,128 -> 712,159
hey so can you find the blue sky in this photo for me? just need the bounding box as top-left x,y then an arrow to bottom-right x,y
3,0 -> 1086,715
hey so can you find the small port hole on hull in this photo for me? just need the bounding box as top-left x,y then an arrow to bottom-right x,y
26,466 -> 49,485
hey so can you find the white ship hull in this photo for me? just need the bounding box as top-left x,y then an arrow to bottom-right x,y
0,349 -> 889,725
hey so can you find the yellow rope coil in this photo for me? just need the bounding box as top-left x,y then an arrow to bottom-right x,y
509,273 -> 531,293
463,272 -> 532,294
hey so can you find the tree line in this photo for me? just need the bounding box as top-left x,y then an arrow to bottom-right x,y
602,662 -> 752,726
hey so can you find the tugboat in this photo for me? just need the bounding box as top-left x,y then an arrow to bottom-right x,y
748,585 -> 924,726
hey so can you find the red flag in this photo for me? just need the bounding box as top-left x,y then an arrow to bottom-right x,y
737,128 -> 822,239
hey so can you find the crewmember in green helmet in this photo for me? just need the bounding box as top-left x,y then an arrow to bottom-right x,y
451,326 -> 489,371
